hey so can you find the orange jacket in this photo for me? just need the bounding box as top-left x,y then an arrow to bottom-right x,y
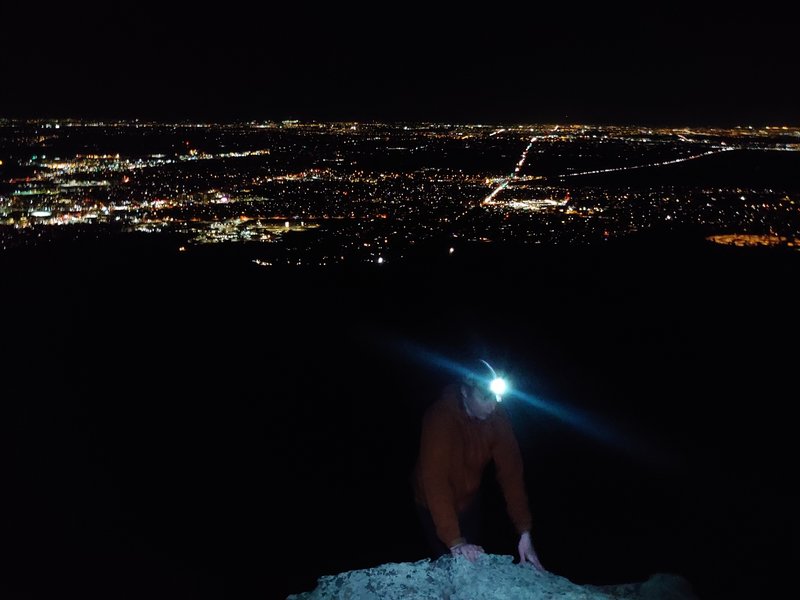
413,383 -> 532,548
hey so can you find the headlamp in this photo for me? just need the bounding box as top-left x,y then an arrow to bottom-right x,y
489,376 -> 507,400
472,359 -> 509,402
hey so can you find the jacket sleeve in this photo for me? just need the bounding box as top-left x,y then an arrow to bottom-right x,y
418,404 -> 463,547
492,411 -> 533,535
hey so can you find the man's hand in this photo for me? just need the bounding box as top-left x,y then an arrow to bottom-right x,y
518,532 -> 545,571
450,542 -> 485,562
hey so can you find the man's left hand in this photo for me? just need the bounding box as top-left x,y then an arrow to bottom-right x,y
518,532 -> 545,571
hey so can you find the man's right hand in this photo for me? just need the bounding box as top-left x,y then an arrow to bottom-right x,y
450,542 -> 485,562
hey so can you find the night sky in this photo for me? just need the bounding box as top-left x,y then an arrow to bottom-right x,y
1,4 -> 797,125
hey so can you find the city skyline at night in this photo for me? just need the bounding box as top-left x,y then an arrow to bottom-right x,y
3,118 -> 798,261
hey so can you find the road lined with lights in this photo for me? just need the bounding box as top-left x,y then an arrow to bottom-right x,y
556,147 -> 735,179
481,129 -> 554,204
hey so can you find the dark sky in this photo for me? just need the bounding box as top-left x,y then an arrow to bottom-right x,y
1,4 -> 797,125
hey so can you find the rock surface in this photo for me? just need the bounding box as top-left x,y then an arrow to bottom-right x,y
287,554 -> 698,600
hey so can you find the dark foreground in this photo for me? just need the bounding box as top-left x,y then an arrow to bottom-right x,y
2,232 -> 797,600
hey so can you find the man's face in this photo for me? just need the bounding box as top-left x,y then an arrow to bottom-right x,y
464,383 -> 498,420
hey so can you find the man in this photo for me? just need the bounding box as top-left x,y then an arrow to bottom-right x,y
413,358 -> 544,569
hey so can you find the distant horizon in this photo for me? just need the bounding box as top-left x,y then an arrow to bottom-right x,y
3,115 -> 798,129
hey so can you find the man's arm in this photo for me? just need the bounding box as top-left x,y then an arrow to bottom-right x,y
492,410 -> 533,536
492,410 -> 545,569
418,405 -> 463,548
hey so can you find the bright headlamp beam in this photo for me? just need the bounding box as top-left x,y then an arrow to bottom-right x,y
392,342 -> 673,467
393,342 -> 664,459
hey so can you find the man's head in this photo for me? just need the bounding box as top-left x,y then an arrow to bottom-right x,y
460,359 -> 507,420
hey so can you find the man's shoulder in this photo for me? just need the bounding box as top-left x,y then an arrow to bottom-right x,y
488,405 -> 518,441
425,384 -> 461,417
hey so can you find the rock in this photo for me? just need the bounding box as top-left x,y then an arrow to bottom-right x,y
287,554 -> 698,600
